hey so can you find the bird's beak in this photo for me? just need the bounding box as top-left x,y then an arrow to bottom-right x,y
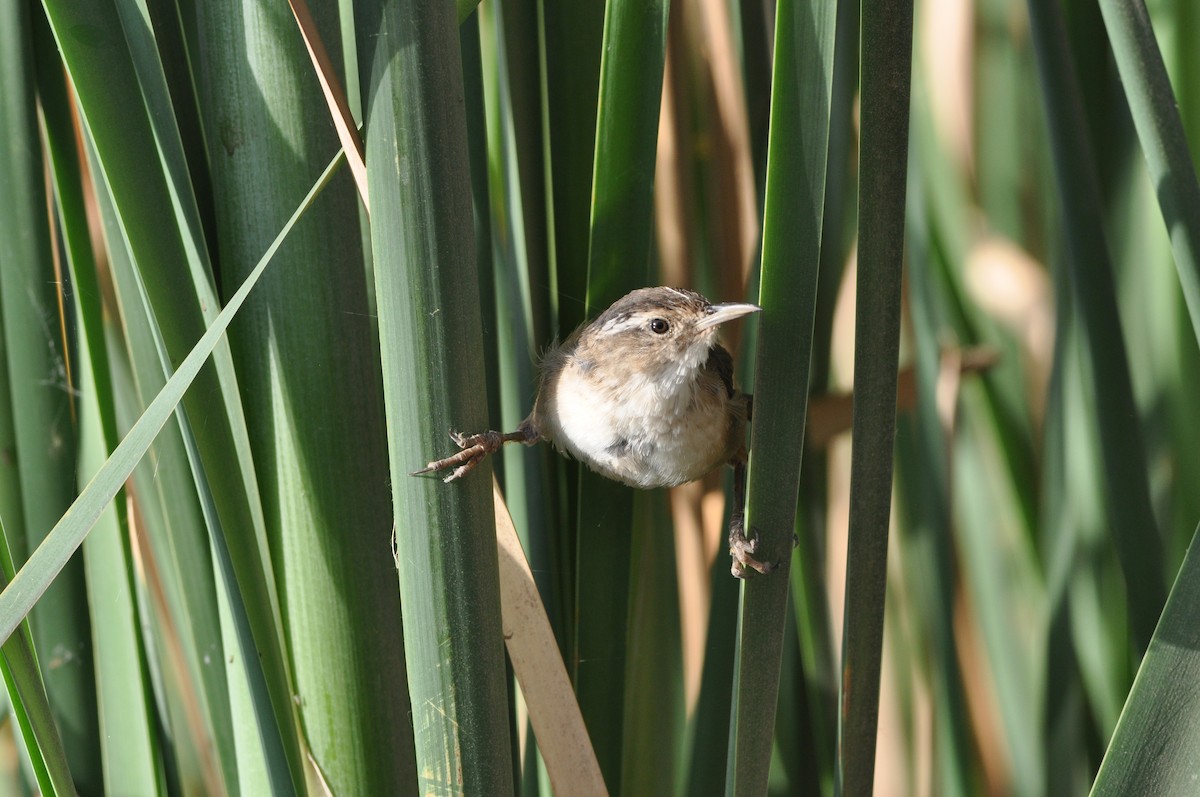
695,302 -> 762,331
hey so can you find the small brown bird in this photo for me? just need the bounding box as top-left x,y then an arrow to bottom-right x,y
413,286 -> 771,577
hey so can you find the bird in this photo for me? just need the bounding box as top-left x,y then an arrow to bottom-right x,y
412,286 -> 771,577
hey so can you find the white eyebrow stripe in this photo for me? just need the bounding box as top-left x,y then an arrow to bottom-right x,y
598,315 -> 647,335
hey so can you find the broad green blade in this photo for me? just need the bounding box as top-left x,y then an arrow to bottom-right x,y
0,150 -> 346,691
1102,0 -> 1200,572
354,0 -> 515,792
39,0 -> 309,789
1081,0 -> 1200,754
1091,522 -> 1200,794
186,1 -> 414,792
836,0 -> 914,793
729,0 -> 837,793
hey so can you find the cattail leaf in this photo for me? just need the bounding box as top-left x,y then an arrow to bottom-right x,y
731,0 -> 838,794
355,0 -> 515,791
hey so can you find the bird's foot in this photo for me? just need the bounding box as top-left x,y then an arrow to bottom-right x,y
412,430 -> 506,483
728,512 -> 776,578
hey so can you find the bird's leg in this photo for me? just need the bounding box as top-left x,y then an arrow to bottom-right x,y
728,450 -> 774,578
411,421 -> 539,483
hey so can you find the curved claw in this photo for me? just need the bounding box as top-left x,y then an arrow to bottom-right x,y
411,426 -> 539,482
728,513 -> 776,578
410,430 -> 491,479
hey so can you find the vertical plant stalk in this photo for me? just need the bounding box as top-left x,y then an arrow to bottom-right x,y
1025,0 -> 1165,653
836,0 -> 914,792
355,0 -> 515,792
730,0 -> 838,794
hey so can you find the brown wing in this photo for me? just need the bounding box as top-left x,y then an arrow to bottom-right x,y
706,344 -> 736,398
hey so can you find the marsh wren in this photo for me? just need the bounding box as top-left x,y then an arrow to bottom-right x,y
413,286 -> 771,577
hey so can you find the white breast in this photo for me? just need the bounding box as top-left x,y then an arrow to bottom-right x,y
541,354 -> 732,489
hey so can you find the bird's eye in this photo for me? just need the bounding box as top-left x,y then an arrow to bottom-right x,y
649,318 -> 670,334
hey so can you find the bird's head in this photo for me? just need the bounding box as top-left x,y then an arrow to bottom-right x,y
578,287 -> 760,391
